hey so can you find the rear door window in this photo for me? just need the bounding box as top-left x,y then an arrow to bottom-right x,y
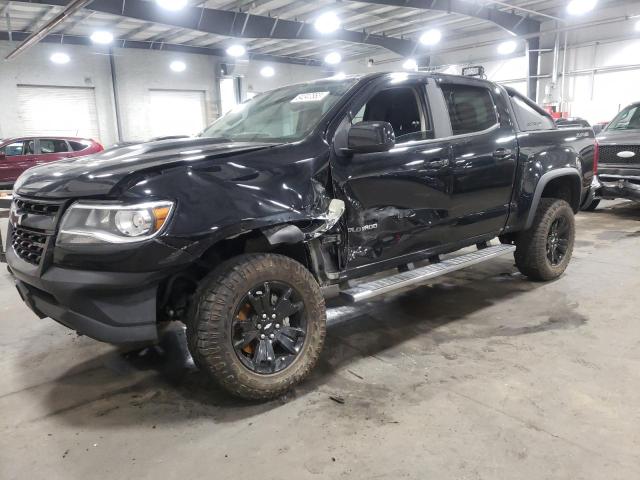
440,84 -> 498,135
40,139 -> 69,154
69,140 -> 90,151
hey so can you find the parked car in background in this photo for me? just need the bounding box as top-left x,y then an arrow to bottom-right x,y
0,137 -> 103,189
555,117 -> 591,129
592,121 -> 609,135
587,102 -> 640,210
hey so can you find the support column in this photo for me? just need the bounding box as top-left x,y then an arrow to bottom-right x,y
526,37 -> 540,102
109,46 -> 124,143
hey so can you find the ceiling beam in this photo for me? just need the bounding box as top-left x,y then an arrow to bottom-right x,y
345,0 -> 541,36
5,0 -> 91,59
17,0 -> 418,56
0,29 -> 324,66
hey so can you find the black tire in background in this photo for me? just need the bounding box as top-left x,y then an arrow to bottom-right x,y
582,199 -> 601,211
187,253 -> 326,400
514,198 -> 576,281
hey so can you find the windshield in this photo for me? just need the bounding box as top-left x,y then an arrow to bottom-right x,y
607,104 -> 640,131
201,79 -> 358,143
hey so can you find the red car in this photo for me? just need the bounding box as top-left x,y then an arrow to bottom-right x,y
0,136 -> 103,188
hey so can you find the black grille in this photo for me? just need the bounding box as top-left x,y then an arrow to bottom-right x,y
13,198 -> 60,216
11,226 -> 48,265
9,197 -> 61,266
599,145 -> 640,164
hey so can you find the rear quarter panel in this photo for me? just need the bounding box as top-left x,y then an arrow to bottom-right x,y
505,128 -> 596,232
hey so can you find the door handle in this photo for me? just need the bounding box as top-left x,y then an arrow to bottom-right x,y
426,158 -> 449,168
493,148 -> 513,159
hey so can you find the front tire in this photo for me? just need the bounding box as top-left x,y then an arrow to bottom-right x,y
515,198 -> 575,281
187,253 -> 326,400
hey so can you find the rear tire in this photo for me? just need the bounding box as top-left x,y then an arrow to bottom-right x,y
582,199 -> 600,211
187,253 -> 326,400
515,198 -> 575,281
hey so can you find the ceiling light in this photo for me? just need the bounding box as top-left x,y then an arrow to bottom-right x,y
170,60 -> 186,72
226,44 -> 246,57
324,52 -> 342,65
50,52 -> 70,64
419,29 -> 442,46
314,12 -> 341,34
566,0 -> 597,16
635,19 -> 640,31
156,0 -> 188,11
331,72 -> 346,80
402,58 -> 418,71
90,30 -> 113,44
497,40 -> 517,55
260,66 -> 275,77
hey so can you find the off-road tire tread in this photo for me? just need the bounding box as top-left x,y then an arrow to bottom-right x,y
514,198 -> 575,281
186,253 -> 326,400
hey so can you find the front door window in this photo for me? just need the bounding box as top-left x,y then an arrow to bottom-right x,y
352,86 -> 432,142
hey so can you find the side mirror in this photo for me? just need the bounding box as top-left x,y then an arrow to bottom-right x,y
347,121 -> 395,154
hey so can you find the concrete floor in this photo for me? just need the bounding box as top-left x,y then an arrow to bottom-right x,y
1,200 -> 639,480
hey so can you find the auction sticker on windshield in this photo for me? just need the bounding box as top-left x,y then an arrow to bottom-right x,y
290,92 -> 330,103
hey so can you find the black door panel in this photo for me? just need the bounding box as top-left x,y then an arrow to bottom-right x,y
334,143 -> 453,269
439,83 -> 518,241
331,78 -> 517,272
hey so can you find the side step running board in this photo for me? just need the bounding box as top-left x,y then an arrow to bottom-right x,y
340,244 -> 515,303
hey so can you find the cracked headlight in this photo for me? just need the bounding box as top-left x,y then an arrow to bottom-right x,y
58,200 -> 174,245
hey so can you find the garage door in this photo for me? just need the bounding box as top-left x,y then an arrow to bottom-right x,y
149,89 -> 207,139
16,85 -> 100,140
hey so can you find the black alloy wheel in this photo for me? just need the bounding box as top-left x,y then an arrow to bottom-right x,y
232,281 -> 307,375
546,216 -> 570,266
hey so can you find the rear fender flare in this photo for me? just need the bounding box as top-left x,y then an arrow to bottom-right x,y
525,168 -> 581,229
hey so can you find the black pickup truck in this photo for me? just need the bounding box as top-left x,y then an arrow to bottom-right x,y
4,73 -> 596,399
586,102 -> 640,210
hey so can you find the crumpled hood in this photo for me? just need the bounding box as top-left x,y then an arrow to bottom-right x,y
597,129 -> 640,145
14,137 -> 275,198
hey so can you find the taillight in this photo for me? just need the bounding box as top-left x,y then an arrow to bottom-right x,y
593,141 -> 599,174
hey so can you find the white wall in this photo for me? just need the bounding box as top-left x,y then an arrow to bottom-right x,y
111,48 -> 219,142
244,59 -> 323,93
0,42 -> 117,145
538,37 -> 640,123
341,1 -> 640,125
0,41 -> 323,146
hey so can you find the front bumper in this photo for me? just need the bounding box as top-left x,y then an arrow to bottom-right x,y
597,175 -> 640,201
7,245 -> 163,344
